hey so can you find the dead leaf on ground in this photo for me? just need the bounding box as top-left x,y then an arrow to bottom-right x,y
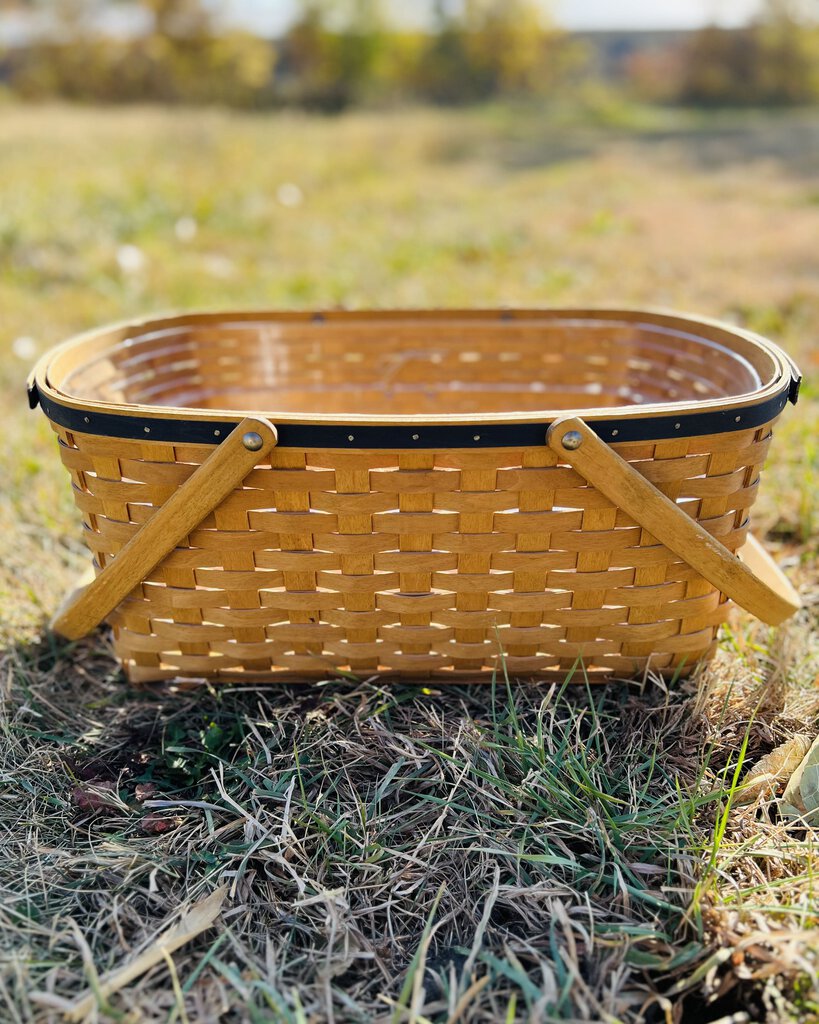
736,734 -> 813,804
30,885 -> 227,1020
781,735 -> 819,823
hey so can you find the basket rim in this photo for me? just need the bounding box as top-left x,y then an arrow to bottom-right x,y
30,306 -> 800,448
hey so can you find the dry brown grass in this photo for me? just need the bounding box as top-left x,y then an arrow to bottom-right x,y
0,102 -> 818,1023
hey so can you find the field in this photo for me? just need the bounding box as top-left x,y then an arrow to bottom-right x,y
0,102 -> 818,1023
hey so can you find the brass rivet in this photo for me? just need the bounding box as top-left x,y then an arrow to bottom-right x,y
242,431 -> 264,452
561,430 -> 583,451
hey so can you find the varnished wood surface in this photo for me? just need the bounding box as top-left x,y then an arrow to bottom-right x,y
37,308 -> 798,682
546,416 -> 800,626
52,418 -> 278,640
34,307 -> 788,428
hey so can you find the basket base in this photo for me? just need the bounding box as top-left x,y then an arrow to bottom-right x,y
116,657 -> 708,687
53,570 -> 715,687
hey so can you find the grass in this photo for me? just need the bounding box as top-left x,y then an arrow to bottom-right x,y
0,101 -> 818,1022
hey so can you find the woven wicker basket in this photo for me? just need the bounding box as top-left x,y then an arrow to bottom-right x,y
30,308 -> 801,683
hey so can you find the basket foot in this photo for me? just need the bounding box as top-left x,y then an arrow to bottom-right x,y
50,566 -> 96,634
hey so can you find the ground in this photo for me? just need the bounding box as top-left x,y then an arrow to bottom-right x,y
0,102 -> 818,1023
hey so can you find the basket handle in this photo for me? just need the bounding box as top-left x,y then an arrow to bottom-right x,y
52,417 -> 278,641
545,416 -> 800,627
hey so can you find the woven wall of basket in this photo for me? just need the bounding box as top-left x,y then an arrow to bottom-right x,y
30,309 -> 802,683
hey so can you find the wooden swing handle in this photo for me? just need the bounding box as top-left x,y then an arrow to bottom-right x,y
52,417 -> 278,641
53,412 -> 799,643
546,416 -> 800,627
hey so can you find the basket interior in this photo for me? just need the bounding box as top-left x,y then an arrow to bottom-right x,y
54,315 -> 769,418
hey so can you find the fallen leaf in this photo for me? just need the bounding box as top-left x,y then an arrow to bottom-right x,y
780,735 -> 819,823
736,734 -> 813,804
71,781 -> 121,812
32,885 -> 227,1021
140,812 -> 184,834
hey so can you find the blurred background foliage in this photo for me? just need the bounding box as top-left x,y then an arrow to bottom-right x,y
0,0 -> 817,109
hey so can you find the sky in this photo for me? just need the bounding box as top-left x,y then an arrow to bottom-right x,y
0,0 -> 768,46
552,0 -> 764,29
220,0 -> 766,34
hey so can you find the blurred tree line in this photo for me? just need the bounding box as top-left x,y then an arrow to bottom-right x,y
627,0 -> 819,105
679,0 -> 819,105
1,0 -> 274,104
278,0 -> 578,109
0,0 -> 576,107
0,0 -> 817,108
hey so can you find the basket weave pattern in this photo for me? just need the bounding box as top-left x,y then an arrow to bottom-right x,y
53,421 -> 772,682
58,319 -> 760,417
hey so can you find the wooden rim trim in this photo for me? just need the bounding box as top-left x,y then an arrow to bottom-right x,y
29,308 -> 800,436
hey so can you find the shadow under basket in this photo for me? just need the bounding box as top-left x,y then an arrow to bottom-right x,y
30,308 -> 802,684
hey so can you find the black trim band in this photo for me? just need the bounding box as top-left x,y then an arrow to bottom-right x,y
36,381 -> 793,449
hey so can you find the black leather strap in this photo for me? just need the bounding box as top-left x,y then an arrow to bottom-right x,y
32,379 -> 793,448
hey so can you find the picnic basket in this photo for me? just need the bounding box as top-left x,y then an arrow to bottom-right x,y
29,308 -> 802,683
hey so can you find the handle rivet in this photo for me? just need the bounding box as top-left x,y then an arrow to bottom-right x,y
561,430 -> 583,451
242,431 -> 264,452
